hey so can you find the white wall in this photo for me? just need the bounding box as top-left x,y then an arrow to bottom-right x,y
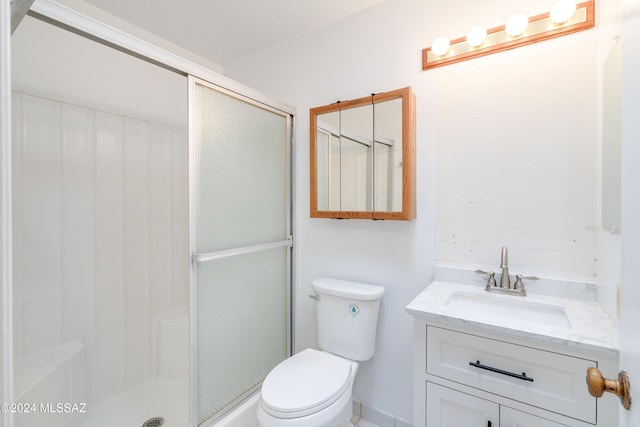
434,42 -> 597,276
224,0 -> 621,422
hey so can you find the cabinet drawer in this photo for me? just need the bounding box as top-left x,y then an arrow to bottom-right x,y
426,326 -> 596,423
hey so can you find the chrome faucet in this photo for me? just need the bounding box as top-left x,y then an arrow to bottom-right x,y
475,246 -> 539,296
499,246 -> 510,289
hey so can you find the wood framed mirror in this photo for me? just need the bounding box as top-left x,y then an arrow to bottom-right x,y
310,87 -> 416,220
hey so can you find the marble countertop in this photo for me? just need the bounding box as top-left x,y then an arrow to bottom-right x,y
406,281 -> 619,357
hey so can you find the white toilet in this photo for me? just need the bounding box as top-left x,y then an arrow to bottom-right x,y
257,277 -> 385,427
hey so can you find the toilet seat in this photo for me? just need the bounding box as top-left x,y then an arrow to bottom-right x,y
260,349 -> 352,419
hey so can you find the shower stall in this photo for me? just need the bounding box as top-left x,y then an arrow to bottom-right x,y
6,4 -> 293,427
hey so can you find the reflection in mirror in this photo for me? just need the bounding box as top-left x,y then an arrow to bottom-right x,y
316,110 -> 340,211
602,38 -> 622,232
316,104 -> 375,212
340,103 -> 373,211
310,87 -> 415,220
374,97 -> 403,212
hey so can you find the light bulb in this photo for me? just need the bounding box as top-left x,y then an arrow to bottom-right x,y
550,0 -> 577,24
505,13 -> 529,37
466,26 -> 487,48
431,36 -> 451,57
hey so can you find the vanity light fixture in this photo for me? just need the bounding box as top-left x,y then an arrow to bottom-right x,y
431,36 -> 451,57
466,26 -> 488,48
505,13 -> 529,37
550,0 -> 578,24
422,0 -> 594,70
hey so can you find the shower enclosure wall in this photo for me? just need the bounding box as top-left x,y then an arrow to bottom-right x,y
7,7 -> 294,427
11,16 -> 189,427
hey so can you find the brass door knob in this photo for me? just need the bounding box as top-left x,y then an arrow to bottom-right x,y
586,367 -> 632,410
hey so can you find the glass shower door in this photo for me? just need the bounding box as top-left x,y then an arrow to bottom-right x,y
189,78 -> 292,425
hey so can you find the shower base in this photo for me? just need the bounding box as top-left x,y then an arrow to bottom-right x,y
76,379 -> 188,427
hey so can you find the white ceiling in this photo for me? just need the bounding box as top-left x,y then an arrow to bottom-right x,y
81,0 -> 384,67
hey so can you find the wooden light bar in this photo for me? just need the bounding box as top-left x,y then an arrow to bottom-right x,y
422,1 -> 595,70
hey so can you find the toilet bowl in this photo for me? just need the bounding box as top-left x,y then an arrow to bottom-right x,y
257,349 -> 358,427
257,278 -> 384,427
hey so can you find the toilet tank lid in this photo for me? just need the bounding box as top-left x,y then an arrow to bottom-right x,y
311,277 -> 385,301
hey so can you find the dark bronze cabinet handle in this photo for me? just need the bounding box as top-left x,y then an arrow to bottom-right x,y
469,360 -> 534,382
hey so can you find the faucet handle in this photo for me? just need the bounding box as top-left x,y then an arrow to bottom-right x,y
513,274 -> 539,291
475,269 -> 497,288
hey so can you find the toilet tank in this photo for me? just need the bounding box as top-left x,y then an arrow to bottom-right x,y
311,277 -> 385,361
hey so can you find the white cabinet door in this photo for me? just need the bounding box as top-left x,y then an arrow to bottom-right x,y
426,382 -> 499,427
501,407 -> 568,427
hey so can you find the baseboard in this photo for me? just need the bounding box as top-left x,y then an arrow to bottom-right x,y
210,394 -> 412,427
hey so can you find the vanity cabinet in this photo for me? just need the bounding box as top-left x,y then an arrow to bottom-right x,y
427,383 -> 566,427
501,406 -> 568,426
412,320 -> 619,427
426,382 -> 499,426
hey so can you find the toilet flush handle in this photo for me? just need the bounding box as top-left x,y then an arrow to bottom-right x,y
308,293 -> 320,301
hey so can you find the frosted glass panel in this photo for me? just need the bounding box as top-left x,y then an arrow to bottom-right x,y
196,248 -> 287,422
192,80 -> 291,424
194,84 -> 288,253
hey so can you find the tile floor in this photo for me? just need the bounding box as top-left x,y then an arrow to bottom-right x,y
352,415 -> 381,427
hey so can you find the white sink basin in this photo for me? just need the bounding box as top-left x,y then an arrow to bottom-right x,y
445,291 -> 572,328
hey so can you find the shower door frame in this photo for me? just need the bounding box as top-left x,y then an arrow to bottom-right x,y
4,2 -> 297,427
188,76 -> 294,426
1,1 -> 14,426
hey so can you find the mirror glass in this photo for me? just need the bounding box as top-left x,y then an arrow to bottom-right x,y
316,104 -> 374,212
316,110 -> 340,211
374,97 -> 403,212
311,87 -> 415,220
340,102 -> 373,211
602,38 -> 622,232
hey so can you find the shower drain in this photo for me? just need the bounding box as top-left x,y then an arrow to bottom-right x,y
142,416 -> 165,427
